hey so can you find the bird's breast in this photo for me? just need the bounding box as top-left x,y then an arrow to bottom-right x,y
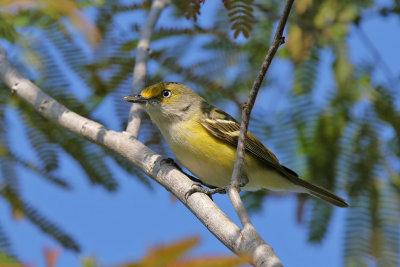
161,119 -> 237,187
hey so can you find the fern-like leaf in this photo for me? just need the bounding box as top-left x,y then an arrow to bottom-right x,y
0,14 -> 17,42
307,201 -> 333,242
227,0 -> 255,38
0,219 -> 16,260
18,103 -> 118,191
25,124 -> 59,172
183,0 -> 202,21
9,151 -> 70,189
104,148 -> 152,189
24,204 -> 80,252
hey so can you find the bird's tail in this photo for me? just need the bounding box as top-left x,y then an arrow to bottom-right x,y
280,165 -> 348,207
297,178 -> 348,207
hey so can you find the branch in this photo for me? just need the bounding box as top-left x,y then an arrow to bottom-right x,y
228,0 -> 295,230
0,47 -> 282,266
126,0 -> 170,137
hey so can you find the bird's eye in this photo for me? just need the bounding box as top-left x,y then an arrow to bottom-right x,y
162,90 -> 172,98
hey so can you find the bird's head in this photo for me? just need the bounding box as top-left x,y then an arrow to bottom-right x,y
124,82 -> 203,124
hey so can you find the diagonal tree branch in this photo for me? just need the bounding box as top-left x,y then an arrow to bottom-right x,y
0,46 -> 282,266
126,0 -> 170,137
228,0 -> 295,228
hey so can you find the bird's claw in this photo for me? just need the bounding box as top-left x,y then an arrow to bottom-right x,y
185,183 -> 203,200
185,184 -> 227,201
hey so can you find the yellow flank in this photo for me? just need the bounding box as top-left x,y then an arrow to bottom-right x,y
167,114 -> 302,192
168,116 -> 235,187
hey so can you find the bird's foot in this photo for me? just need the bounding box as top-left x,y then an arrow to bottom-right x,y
237,178 -> 248,191
185,183 -> 227,200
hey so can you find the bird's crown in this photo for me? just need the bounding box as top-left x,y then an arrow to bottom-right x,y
140,82 -> 197,101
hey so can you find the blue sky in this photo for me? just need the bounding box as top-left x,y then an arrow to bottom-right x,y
2,1 -> 400,266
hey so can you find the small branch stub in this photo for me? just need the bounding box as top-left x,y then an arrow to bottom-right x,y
11,82 -> 19,94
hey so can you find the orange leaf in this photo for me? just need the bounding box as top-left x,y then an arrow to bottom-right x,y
170,255 -> 251,267
117,237 -> 200,267
44,248 -> 60,267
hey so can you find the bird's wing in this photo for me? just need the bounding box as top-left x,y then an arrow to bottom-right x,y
199,102 -> 349,207
199,102 -> 297,176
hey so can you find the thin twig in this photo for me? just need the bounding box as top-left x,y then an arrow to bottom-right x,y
126,0 -> 170,137
229,0 -> 295,228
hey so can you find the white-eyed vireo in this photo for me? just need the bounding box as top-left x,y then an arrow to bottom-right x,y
124,82 -> 348,207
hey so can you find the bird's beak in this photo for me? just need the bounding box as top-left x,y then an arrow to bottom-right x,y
123,94 -> 148,104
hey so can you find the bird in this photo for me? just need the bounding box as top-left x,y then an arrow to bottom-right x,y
124,82 -> 348,207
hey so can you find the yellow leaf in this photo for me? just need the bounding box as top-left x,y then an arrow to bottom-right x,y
12,207 -> 24,220
295,0 -> 313,15
333,46 -> 353,86
0,252 -> 22,267
286,23 -> 316,64
286,25 -> 302,62
171,255 -> 251,267
0,144 -> 7,156
81,256 -> 100,267
314,1 -> 336,28
0,0 -> 101,47
117,237 -> 200,267
44,0 -> 101,46
337,6 -> 358,23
